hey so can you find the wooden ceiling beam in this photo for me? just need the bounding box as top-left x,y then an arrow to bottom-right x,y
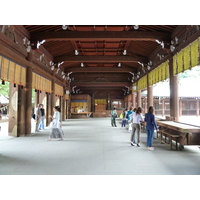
30,31 -> 171,42
65,66 -> 136,73
70,81 -> 131,87
54,55 -> 148,63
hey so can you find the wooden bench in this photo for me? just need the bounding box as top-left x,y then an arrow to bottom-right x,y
157,128 -> 182,150
162,130 -> 180,150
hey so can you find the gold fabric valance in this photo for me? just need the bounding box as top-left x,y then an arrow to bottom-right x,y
32,72 -> 51,93
173,37 -> 200,75
55,83 -> 64,96
148,60 -> 169,86
0,56 -> 26,86
137,75 -> 147,91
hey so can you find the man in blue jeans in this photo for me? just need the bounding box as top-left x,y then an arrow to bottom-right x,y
39,104 -> 45,130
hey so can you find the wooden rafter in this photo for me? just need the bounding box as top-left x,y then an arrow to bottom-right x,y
30,31 -> 171,42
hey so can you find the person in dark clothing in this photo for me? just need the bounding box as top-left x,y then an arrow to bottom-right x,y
39,104 -> 45,130
144,106 -> 158,151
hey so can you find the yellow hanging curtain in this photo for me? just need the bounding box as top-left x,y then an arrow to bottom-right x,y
155,68 -> 159,83
183,45 -> 191,71
173,54 -> 178,75
165,60 -> 169,80
32,73 -> 36,89
138,75 -> 147,91
55,83 -> 63,96
15,64 -> 21,85
177,50 -> 183,74
32,72 -> 52,93
191,39 -> 199,68
8,61 -> 15,83
1,57 -> 9,81
21,67 -> 26,86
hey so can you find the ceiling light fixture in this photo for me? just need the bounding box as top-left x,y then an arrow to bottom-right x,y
62,25 -> 67,30
81,63 -> 84,67
75,50 -> 79,55
118,63 -> 121,67
133,25 -> 139,30
123,50 -> 127,55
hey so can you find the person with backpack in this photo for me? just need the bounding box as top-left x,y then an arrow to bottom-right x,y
127,107 -> 133,132
121,108 -> 128,129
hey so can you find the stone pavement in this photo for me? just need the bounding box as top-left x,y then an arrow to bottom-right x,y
0,117 -> 200,175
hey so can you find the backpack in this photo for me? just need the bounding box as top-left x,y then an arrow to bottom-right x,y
32,114 -> 35,120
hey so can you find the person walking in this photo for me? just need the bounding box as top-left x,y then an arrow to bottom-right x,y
121,108 -> 128,128
39,104 -> 45,130
35,104 -> 42,132
144,106 -> 158,150
110,107 -> 117,127
47,106 -> 64,141
130,107 -> 144,147
127,107 -> 133,132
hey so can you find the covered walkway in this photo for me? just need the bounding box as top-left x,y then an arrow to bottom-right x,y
0,118 -> 200,175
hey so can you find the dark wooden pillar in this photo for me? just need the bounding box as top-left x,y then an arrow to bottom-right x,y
196,99 -> 199,117
169,54 -> 179,121
46,93 -> 51,126
147,74 -> 153,109
51,73 -> 55,116
25,55 -> 33,135
132,93 -> 136,108
17,85 -> 26,136
61,96 -> 66,121
147,86 -> 153,108
91,94 -> 95,112
137,90 -> 141,107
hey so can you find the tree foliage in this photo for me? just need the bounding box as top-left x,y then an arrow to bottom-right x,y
0,81 -> 10,99
178,66 -> 200,80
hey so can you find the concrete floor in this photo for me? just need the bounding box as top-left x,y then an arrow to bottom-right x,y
0,117 -> 200,175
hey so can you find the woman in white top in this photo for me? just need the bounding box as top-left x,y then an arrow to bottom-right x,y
130,107 -> 144,147
47,106 -> 64,141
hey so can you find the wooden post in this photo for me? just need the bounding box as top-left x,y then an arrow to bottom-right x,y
46,93 -> 51,126
169,54 -> 179,121
132,93 -> 136,108
25,55 -> 33,135
137,90 -> 141,107
51,71 -> 56,116
147,74 -> 153,109
17,85 -> 26,136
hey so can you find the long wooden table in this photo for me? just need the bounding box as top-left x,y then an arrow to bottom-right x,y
71,112 -> 93,119
157,121 -> 200,150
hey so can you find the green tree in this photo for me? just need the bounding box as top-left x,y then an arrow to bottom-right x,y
0,81 -> 10,99
178,66 -> 200,80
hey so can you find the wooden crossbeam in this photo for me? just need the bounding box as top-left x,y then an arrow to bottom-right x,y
31,31 -> 171,42
54,55 -> 147,63
65,66 -> 137,73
